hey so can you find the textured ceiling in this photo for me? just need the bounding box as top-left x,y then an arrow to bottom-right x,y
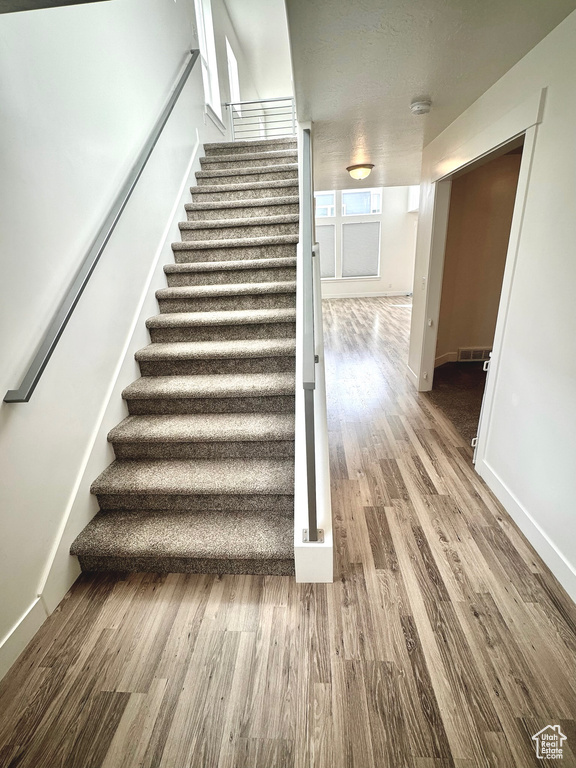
285,0 -> 576,189
224,0 -> 293,99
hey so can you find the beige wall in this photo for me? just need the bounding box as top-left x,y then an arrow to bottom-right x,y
435,154 -> 521,364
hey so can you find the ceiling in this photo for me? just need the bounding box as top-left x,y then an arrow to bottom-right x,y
223,0 -> 293,99
284,0 -> 576,189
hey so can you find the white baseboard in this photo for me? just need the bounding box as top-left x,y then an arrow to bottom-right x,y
478,459 -> 576,603
0,598 -> 48,681
434,351 -> 457,367
406,365 -> 419,388
321,290 -> 412,300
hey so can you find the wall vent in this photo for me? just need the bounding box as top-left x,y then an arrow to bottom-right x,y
457,347 -> 492,362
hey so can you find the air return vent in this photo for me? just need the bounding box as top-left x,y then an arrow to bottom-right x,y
457,347 -> 492,362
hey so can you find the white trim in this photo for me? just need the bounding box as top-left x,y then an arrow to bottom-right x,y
415,90 -> 545,394
406,365 -> 419,388
321,275 -> 381,283
477,459 -> 576,602
321,290 -> 411,299
205,103 -> 226,134
434,351 -> 457,367
417,179 -> 452,391
0,598 -> 47,681
431,89 -> 545,182
473,125 -> 538,469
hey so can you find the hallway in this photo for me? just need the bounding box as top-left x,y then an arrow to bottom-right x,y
0,296 -> 575,767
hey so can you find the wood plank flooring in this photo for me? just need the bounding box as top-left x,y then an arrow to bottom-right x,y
1,295 -> 575,767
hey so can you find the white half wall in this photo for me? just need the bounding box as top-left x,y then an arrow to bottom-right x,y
409,10 -> 576,601
320,186 -> 417,299
0,0 -> 260,679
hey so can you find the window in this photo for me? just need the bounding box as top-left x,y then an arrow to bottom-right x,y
316,225 -> 336,278
225,38 -> 241,113
314,189 -> 382,279
194,0 -> 221,119
342,222 -> 381,277
342,188 -> 381,216
314,192 -> 335,218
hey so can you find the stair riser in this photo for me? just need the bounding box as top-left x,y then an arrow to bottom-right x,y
186,203 -> 299,221
172,244 -> 297,263
138,356 -> 296,377
190,185 -> 298,202
204,141 -> 296,158
125,395 -> 295,415
201,153 -> 297,168
78,555 -> 295,575
157,293 -> 296,313
179,223 -> 298,241
148,322 -> 296,343
96,493 -> 294,513
112,440 -> 295,460
165,268 -> 296,286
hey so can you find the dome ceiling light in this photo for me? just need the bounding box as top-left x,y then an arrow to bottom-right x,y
346,163 -> 375,181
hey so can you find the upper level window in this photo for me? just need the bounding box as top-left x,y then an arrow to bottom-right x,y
194,0 -> 221,119
314,192 -> 335,218
342,188 -> 381,216
225,38 -> 241,112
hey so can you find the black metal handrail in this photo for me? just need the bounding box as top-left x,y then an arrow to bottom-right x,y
4,49 -> 200,403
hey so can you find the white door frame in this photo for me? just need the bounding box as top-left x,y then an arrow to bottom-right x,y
415,91 -> 543,465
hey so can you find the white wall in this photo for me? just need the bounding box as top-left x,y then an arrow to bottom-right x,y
0,0 -> 259,678
409,11 -> 576,600
320,186 -> 417,299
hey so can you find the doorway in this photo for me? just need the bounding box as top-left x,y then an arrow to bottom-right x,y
425,139 -> 524,451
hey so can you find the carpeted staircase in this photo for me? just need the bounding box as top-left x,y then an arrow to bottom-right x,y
70,137 -> 299,575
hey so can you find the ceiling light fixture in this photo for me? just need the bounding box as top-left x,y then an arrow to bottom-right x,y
346,163 -> 374,181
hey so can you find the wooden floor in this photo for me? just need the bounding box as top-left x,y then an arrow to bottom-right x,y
1,296 -> 575,768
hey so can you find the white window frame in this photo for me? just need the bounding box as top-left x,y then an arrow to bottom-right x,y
315,189 -> 383,281
194,0 -> 222,120
342,187 -> 382,216
314,190 -> 336,218
225,37 -> 241,115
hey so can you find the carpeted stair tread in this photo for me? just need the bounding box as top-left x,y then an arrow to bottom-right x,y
146,308 -> 295,329
163,257 -> 296,275
109,413 -> 295,444
91,458 -> 294,496
203,137 -> 296,153
171,235 -> 298,251
196,164 -> 298,179
122,372 -> 295,401
71,509 -> 294,561
190,178 -> 298,194
185,195 -> 299,213
179,214 -> 299,231
200,150 -> 297,164
135,338 -> 295,363
156,281 -> 296,300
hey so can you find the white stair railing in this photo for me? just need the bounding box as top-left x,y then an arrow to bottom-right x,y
224,97 -> 296,141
